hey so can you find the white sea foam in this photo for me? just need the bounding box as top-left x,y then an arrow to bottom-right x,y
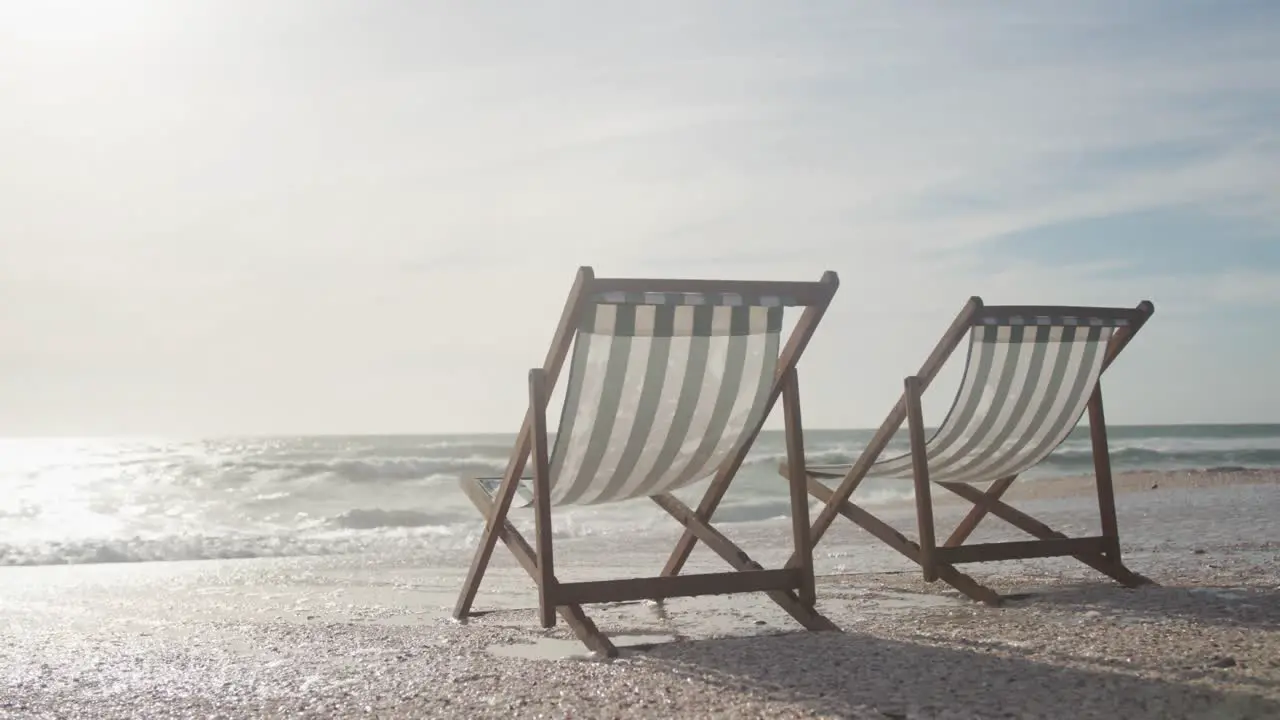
2,426 -> 1277,566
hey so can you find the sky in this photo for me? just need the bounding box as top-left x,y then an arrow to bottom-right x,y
1,0 -> 1278,437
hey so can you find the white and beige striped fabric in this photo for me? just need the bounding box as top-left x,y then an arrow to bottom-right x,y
485,290 -> 796,507
812,310 -> 1129,485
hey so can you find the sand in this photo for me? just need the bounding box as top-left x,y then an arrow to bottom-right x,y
2,469 -> 1279,719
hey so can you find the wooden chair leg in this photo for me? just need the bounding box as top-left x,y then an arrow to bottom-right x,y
454,467 -> 525,620
904,376 -> 938,583
782,368 -> 816,607
453,266 -> 594,626
943,475 -> 1017,547
529,369 -> 557,629
1087,384 -> 1123,563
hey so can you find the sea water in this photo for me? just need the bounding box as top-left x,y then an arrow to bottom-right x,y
2,425 -> 1278,567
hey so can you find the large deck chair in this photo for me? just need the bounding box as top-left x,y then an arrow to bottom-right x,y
453,266 -> 842,656
760,297 -> 1155,605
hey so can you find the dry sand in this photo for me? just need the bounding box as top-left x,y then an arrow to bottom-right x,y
2,469 -> 1279,719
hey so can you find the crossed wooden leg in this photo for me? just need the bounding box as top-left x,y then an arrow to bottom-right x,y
650,494 -> 839,632
942,475 -> 1018,547
936,481 -> 1155,590
804,477 -> 1003,605
804,474 -> 1155,606
455,480 -> 837,658
457,478 -> 618,655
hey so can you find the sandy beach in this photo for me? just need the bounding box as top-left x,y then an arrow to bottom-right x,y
6,0 -> 1277,715
3,469 -> 1279,719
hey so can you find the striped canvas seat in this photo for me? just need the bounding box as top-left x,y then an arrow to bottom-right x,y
483,290 -> 794,506
808,309 -> 1131,486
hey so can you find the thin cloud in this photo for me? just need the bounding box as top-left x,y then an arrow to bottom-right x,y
0,0 -> 1277,434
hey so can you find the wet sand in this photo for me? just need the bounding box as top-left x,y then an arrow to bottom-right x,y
2,469 -> 1279,718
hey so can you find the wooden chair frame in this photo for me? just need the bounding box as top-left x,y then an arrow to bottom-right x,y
453,266 -> 841,655
760,296 -> 1154,605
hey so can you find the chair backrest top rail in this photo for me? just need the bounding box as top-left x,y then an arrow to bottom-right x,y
975,302 -> 1153,328
586,273 -> 837,307
590,290 -> 802,307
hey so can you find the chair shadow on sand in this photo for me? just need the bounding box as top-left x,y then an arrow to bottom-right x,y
640,629 -> 1280,720
1007,581 -> 1280,633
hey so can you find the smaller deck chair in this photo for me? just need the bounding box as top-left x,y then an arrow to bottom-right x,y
453,267 -> 841,655
776,297 -> 1155,605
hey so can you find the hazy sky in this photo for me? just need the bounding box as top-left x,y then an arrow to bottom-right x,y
2,1 -> 1278,436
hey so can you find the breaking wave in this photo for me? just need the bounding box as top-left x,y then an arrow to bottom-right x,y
3,426 -> 1278,567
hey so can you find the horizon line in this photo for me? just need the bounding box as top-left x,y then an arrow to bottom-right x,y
3,421 -> 1279,442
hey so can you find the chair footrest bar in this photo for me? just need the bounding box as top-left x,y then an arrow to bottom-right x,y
556,569 -> 802,605
937,537 -> 1109,564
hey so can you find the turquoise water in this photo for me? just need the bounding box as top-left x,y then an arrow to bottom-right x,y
1,424 -> 1277,566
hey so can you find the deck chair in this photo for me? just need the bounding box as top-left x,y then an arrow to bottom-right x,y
767,297 -> 1156,605
453,266 -> 842,656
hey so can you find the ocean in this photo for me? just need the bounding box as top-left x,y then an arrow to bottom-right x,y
2,424 -> 1278,568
